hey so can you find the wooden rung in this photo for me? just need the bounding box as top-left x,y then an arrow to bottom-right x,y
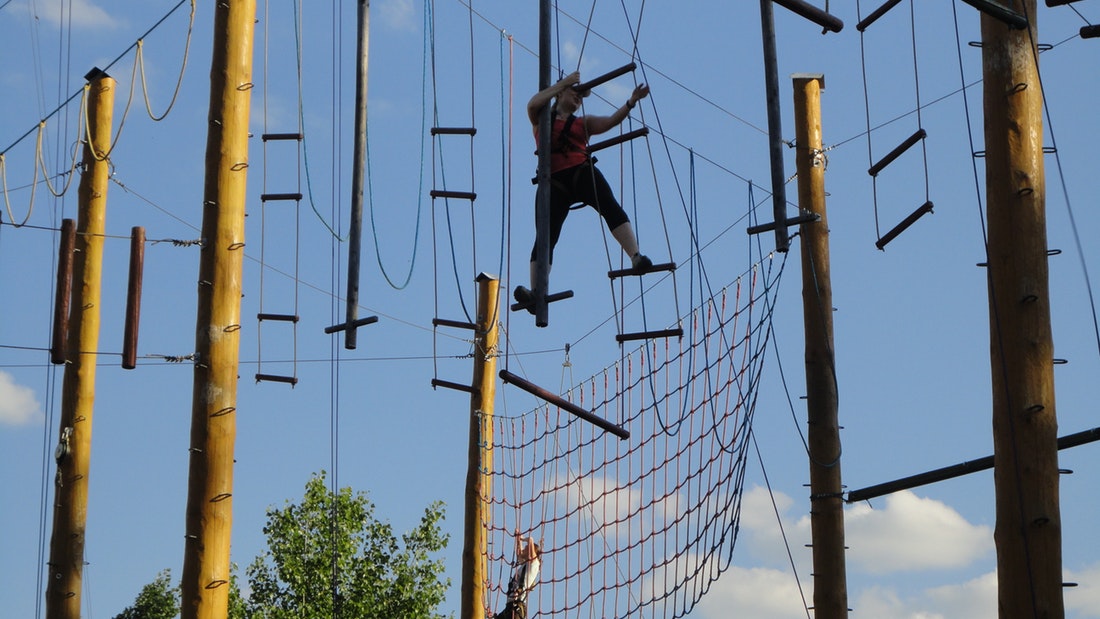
260,192 -> 303,202
1045,0 -> 1083,6
499,369 -> 629,439
324,315 -> 379,334
616,328 -> 684,343
857,0 -> 903,32
431,378 -> 476,394
1082,25 -> 1100,39
747,212 -> 820,236
772,0 -> 844,33
868,129 -> 926,177
960,0 -> 1027,29
256,373 -> 298,385
573,62 -> 636,93
432,318 -> 477,331
430,190 -> 477,201
608,261 -> 676,279
258,313 -> 299,323
262,132 -> 304,141
510,290 -> 574,313
589,128 -> 649,154
875,201 -> 934,250
431,127 -> 477,136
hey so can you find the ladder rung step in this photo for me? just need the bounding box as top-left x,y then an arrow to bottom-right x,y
856,0 -> 903,32
433,318 -> 477,331
431,127 -> 477,136
430,190 -> 477,201
608,261 -> 676,279
875,201 -> 934,250
262,132 -> 304,141
261,192 -> 303,202
615,328 -> 684,343
256,373 -> 298,385
1082,24 -> 1100,39
589,127 -> 649,153
510,290 -> 574,313
324,315 -> 379,334
747,212 -> 820,236
258,313 -> 299,323
431,378 -> 476,394
868,129 -> 926,177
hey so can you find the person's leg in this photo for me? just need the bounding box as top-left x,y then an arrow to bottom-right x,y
577,165 -> 650,269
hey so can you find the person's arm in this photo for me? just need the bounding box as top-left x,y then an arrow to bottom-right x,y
583,83 -> 650,136
527,71 -> 581,125
513,529 -> 523,561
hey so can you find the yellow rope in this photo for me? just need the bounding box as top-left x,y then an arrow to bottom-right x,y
135,0 -> 196,122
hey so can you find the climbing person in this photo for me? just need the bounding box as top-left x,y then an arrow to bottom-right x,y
515,70 -> 652,312
493,529 -> 542,619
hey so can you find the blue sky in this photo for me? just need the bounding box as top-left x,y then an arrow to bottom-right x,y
2,1 -> 1099,618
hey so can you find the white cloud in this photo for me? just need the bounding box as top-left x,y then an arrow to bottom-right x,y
0,371 -> 43,426
377,0 -> 418,33
1065,562 -> 1100,618
693,565 -> 813,619
847,491 -> 994,574
20,0 -> 116,29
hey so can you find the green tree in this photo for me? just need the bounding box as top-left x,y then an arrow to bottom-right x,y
244,471 -> 451,619
112,569 -> 178,619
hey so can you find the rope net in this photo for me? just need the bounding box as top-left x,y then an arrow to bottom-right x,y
485,252 -> 785,619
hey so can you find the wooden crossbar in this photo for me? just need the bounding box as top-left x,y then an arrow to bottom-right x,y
430,190 -> 477,201
499,370 -> 629,439
433,318 -> 477,331
960,0 -> 1027,29
260,192 -> 303,202
773,0 -> 844,33
509,290 -> 574,313
255,373 -> 298,386
431,378 -> 476,394
324,315 -> 379,334
875,201 -> 934,250
857,0 -> 903,32
607,261 -> 675,280
615,328 -> 684,343
261,132 -> 303,141
431,127 -> 477,136
868,129 -> 926,177
574,62 -> 636,93
588,128 -> 649,154
258,313 -> 299,323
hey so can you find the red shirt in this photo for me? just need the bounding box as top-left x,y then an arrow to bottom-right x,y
534,115 -> 589,173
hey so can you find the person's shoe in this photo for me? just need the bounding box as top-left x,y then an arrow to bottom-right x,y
631,253 -> 652,271
513,286 -> 535,314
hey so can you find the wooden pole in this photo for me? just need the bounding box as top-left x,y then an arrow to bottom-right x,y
980,2 -> 1064,617
793,74 -> 848,619
180,1 -> 255,617
122,226 -> 145,369
760,0 -> 790,253
344,0 -> 370,350
45,70 -> 115,619
50,218 -> 76,365
534,0 -> 552,326
460,273 -> 499,619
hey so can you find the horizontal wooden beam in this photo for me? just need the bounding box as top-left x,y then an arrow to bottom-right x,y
499,369 -> 629,439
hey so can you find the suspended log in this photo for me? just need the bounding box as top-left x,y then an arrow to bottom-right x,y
499,369 -> 629,439
857,0 -> 903,32
122,226 -> 145,369
574,62 -> 636,93
51,219 -> 76,365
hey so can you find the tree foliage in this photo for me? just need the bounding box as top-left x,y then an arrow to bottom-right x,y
244,471 -> 451,619
112,569 -> 178,619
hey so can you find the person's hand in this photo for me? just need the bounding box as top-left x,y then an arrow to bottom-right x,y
628,83 -> 650,107
557,71 -> 580,92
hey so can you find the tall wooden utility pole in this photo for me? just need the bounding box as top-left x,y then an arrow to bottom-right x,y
793,73 -> 848,619
180,1 -> 255,617
344,0 -> 370,349
980,2 -> 1064,617
45,68 -> 115,619
460,274 -> 500,619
